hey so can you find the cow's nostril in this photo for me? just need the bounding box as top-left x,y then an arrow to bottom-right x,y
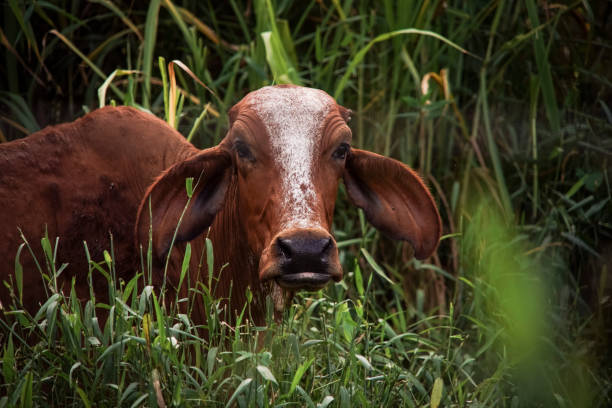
321,237 -> 333,255
277,237 -> 293,259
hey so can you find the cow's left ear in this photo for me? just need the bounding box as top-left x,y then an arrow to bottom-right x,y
135,146 -> 233,263
343,149 -> 442,259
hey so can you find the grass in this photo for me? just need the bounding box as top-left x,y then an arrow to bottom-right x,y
0,211 -> 580,407
1,208 -> 606,406
1,0 -> 611,406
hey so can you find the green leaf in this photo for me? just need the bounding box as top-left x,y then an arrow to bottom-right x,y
159,56 -> 169,122
103,250 -> 112,269
565,175 -> 585,199
152,292 -> 166,339
355,354 -> 372,371
40,236 -> 53,264
122,273 -> 141,303
256,365 -> 278,385
317,396 -> 334,408
354,262 -> 364,297
178,243 -> 191,294
275,19 -> 298,67
288,357 -> 314,396
0,92 -> 39,132
525,0 -> 561,137
2,336 -> 15,386
361,248 -> 394,285
334,28 -> 473,99
142,0 -> 161,108
336,302 -> 357,342
33,293 -> 61,322
255,0 -> 301,85
225,378 -> 252,408
98,69 -> 140,108
584,171 -> 603,192
561,232 -> 599,258
431,377 -> 443,408
129,394 -> 148,408
14,243 -> 25,303
206,237 -> 214,290
207,346 -> 218,378
69,362 -> 81,387
185,177 -> 194,198
20,371 -> 33,408
260,31 -> 299,84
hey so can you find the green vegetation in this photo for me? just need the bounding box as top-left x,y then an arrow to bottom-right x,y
1,1 -> 611,406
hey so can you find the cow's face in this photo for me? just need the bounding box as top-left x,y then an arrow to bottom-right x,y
136,85 -> 441,313
227,86 -> 349,295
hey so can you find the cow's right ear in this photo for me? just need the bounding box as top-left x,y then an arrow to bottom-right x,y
135,146 -> 233,264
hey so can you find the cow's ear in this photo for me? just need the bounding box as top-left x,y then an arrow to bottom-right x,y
135,146 -> 233,263
342,149 -> 441,259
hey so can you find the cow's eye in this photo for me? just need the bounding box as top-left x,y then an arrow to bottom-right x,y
332,143 -> 350,160
235,141 -> 254,161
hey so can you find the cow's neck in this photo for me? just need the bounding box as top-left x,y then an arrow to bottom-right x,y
206,176 -> 270,326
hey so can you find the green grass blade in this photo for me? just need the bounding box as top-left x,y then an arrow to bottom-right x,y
19,371 -> 33,408
334,28 -> 475,99
49,29 -> 125,101
98,69 -> 140,108
225,378 -> 252,408
0,92 -> 39,133
525,0 -> 561,138
89,0 -> 143,41
142,0 -> 161,108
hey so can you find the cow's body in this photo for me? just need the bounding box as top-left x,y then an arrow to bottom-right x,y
0,107 -> 197,314
0,86 -> 442,325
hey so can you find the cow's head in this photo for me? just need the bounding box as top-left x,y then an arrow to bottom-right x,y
136,85 -> 441,311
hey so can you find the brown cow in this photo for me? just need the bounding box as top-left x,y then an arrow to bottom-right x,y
0,85 -> 441,325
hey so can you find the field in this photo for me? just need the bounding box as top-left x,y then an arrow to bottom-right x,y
1,1 -> 611,406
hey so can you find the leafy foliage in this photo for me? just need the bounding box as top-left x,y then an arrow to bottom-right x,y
1,0 -> 611,406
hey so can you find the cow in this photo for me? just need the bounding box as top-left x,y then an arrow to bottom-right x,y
0,85 -> 441,326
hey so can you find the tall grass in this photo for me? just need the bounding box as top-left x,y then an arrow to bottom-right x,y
1,0 -> 611,406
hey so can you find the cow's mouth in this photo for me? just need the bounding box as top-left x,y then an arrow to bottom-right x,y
275,272 -> 332,290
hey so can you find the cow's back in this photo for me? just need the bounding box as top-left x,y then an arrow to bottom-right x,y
0,106 -> 197,311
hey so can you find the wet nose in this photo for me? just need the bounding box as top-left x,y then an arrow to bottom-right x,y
276,232 -> 334,273
265,230 -> 341,290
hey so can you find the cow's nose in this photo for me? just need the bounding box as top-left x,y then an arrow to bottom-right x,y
273,231 -> 337,289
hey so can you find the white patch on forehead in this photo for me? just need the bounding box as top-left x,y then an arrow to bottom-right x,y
250,86 -> 333,229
